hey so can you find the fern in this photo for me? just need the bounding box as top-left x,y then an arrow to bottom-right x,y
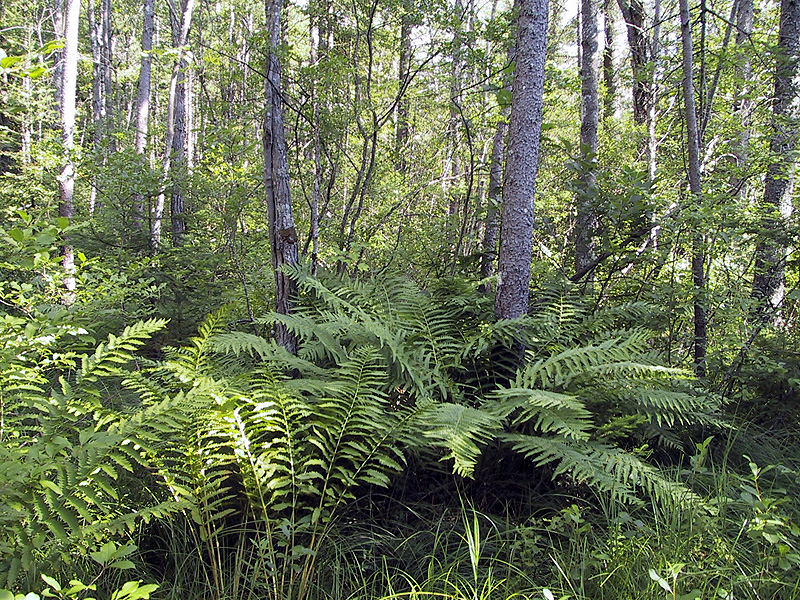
501,435 -> 702,507
0,316 -> 184,588
418,402 -> 503,478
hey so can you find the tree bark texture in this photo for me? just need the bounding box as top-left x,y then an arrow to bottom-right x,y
264,0 -> 299,354
617,0 -> 650,126
494,0 -> 548,320
575,0 -> 600,282
58,0 -> 80,298
170,55 -> 188,242
679,0 -> 707,377
752,0 -> 800,320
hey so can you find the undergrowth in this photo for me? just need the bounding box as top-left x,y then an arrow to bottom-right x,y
2,243 -> 799,600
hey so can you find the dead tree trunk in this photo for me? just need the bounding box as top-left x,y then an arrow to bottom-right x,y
264,0 -> 299,353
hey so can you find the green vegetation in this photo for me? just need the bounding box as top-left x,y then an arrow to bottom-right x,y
3,0 -> 800,596
3,223 -> 800,599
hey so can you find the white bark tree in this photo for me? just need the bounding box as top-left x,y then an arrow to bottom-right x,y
132,0 -> 155,231
58,0 -> 80,299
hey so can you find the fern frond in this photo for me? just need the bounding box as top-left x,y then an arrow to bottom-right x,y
501,434 -> 701,507
491,388 -> 593,440
417,402 -> 503,478
76,318 -> 168,388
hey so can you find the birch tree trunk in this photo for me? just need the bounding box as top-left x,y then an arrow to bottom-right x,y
574,0 -> 600,282
133,0 -> 155,230
264,0 -> 299,353
58,0 -> 80,299
679,0 -> 706,377
752,0 -> 800,322
495,0 -> 548,320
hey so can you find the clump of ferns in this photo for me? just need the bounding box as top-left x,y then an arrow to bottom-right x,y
248,267 -> 723,509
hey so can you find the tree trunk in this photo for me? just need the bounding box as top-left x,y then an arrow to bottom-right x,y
133,0 -> 155,231
445,0 -> 464,222
617,0 -> 649,126
602,0 -> 616,120
52,0 -> 65,114
574,0 -> 600,282
58,0 -> 81,300
732,0 -> 753,199
647,0 -> 660,181
102,0 -> 114,141
495,0 -> 548,320
170,55 -> 188,243
264,0 -> 299,354
480,106 -> 508,292
679,0 -> 706,377
87,0 -> 107,213
752,0 -> 800,322
151,0 -> 195,250
395,12 -> 412,173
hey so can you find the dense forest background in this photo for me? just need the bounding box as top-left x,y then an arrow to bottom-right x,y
2,0 -> 800,597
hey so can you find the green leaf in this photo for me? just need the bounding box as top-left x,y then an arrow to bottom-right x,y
648,569 -> 672,593
763,531 -> 782,544
39,480 -> 62,495
496,89 -> 512,107
90,541 -> 117,566
56,217 -> 69,230
8,228 -> 24,243
40,575 -> 60,592
110,560 -> 136,570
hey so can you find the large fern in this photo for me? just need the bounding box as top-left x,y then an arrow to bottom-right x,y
254,268 -> 722,510
0,315 -> 194,588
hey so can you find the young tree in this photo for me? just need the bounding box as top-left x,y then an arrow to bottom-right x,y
602,0 -> 616,119
752,0 -> 800,321
495,0 -> 548,320
732,0 -> 753,200
264,0 -> 299,353
395,11 -> 412,174
679,0 -> 706,377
